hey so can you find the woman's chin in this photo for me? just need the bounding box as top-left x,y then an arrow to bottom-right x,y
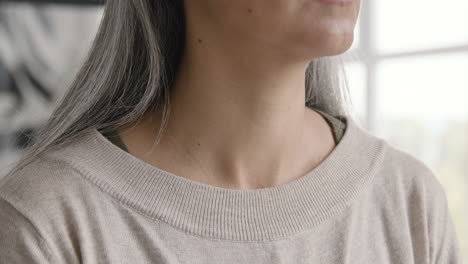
300,33 -> 355,59
325,39 -> 354,56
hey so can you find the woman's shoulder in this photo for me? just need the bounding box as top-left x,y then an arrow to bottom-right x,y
0,151 -> 106,231
0,152 -> 102,263
0,130 -> 107,211
368,139 -> 462,262
375,139 -> 445,198
368,137 -> 450,217
0,155 -> 86,202
343,117 -> 445,199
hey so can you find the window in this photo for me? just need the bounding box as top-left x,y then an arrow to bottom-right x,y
343,0 -> 468,259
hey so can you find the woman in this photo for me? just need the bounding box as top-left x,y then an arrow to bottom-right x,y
0,0 -> 462,263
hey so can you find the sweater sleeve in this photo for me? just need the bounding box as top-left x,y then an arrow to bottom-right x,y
0,195 -> 58,264
425,174 -> 463,264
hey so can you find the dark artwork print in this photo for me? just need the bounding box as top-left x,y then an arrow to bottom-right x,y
0,0 -> 102,175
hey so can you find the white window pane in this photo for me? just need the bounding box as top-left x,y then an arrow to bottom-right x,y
376,53 -> 468,121
376,0 -> 468,53
374,53 -> 468,257
343,61 -> 367,126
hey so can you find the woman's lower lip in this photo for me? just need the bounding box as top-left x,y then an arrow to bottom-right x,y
313,0 -> 353,4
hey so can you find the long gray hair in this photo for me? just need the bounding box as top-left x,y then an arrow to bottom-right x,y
4,0 -> 353,177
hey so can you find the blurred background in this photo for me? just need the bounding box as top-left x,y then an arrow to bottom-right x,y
0,0 -> 466,259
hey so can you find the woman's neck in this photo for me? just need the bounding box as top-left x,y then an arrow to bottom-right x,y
116,36 -> 336,189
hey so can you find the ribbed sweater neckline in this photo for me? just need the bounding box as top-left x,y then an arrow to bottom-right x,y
46,115 -> 386,242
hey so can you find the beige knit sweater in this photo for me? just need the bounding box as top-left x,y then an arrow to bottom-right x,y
0,115 -> 462,263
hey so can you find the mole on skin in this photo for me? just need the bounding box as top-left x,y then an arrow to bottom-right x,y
197,38 -> 203,44
247,8 -> 253,14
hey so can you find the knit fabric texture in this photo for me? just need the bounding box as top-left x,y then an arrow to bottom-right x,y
0,114 -> 463,263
